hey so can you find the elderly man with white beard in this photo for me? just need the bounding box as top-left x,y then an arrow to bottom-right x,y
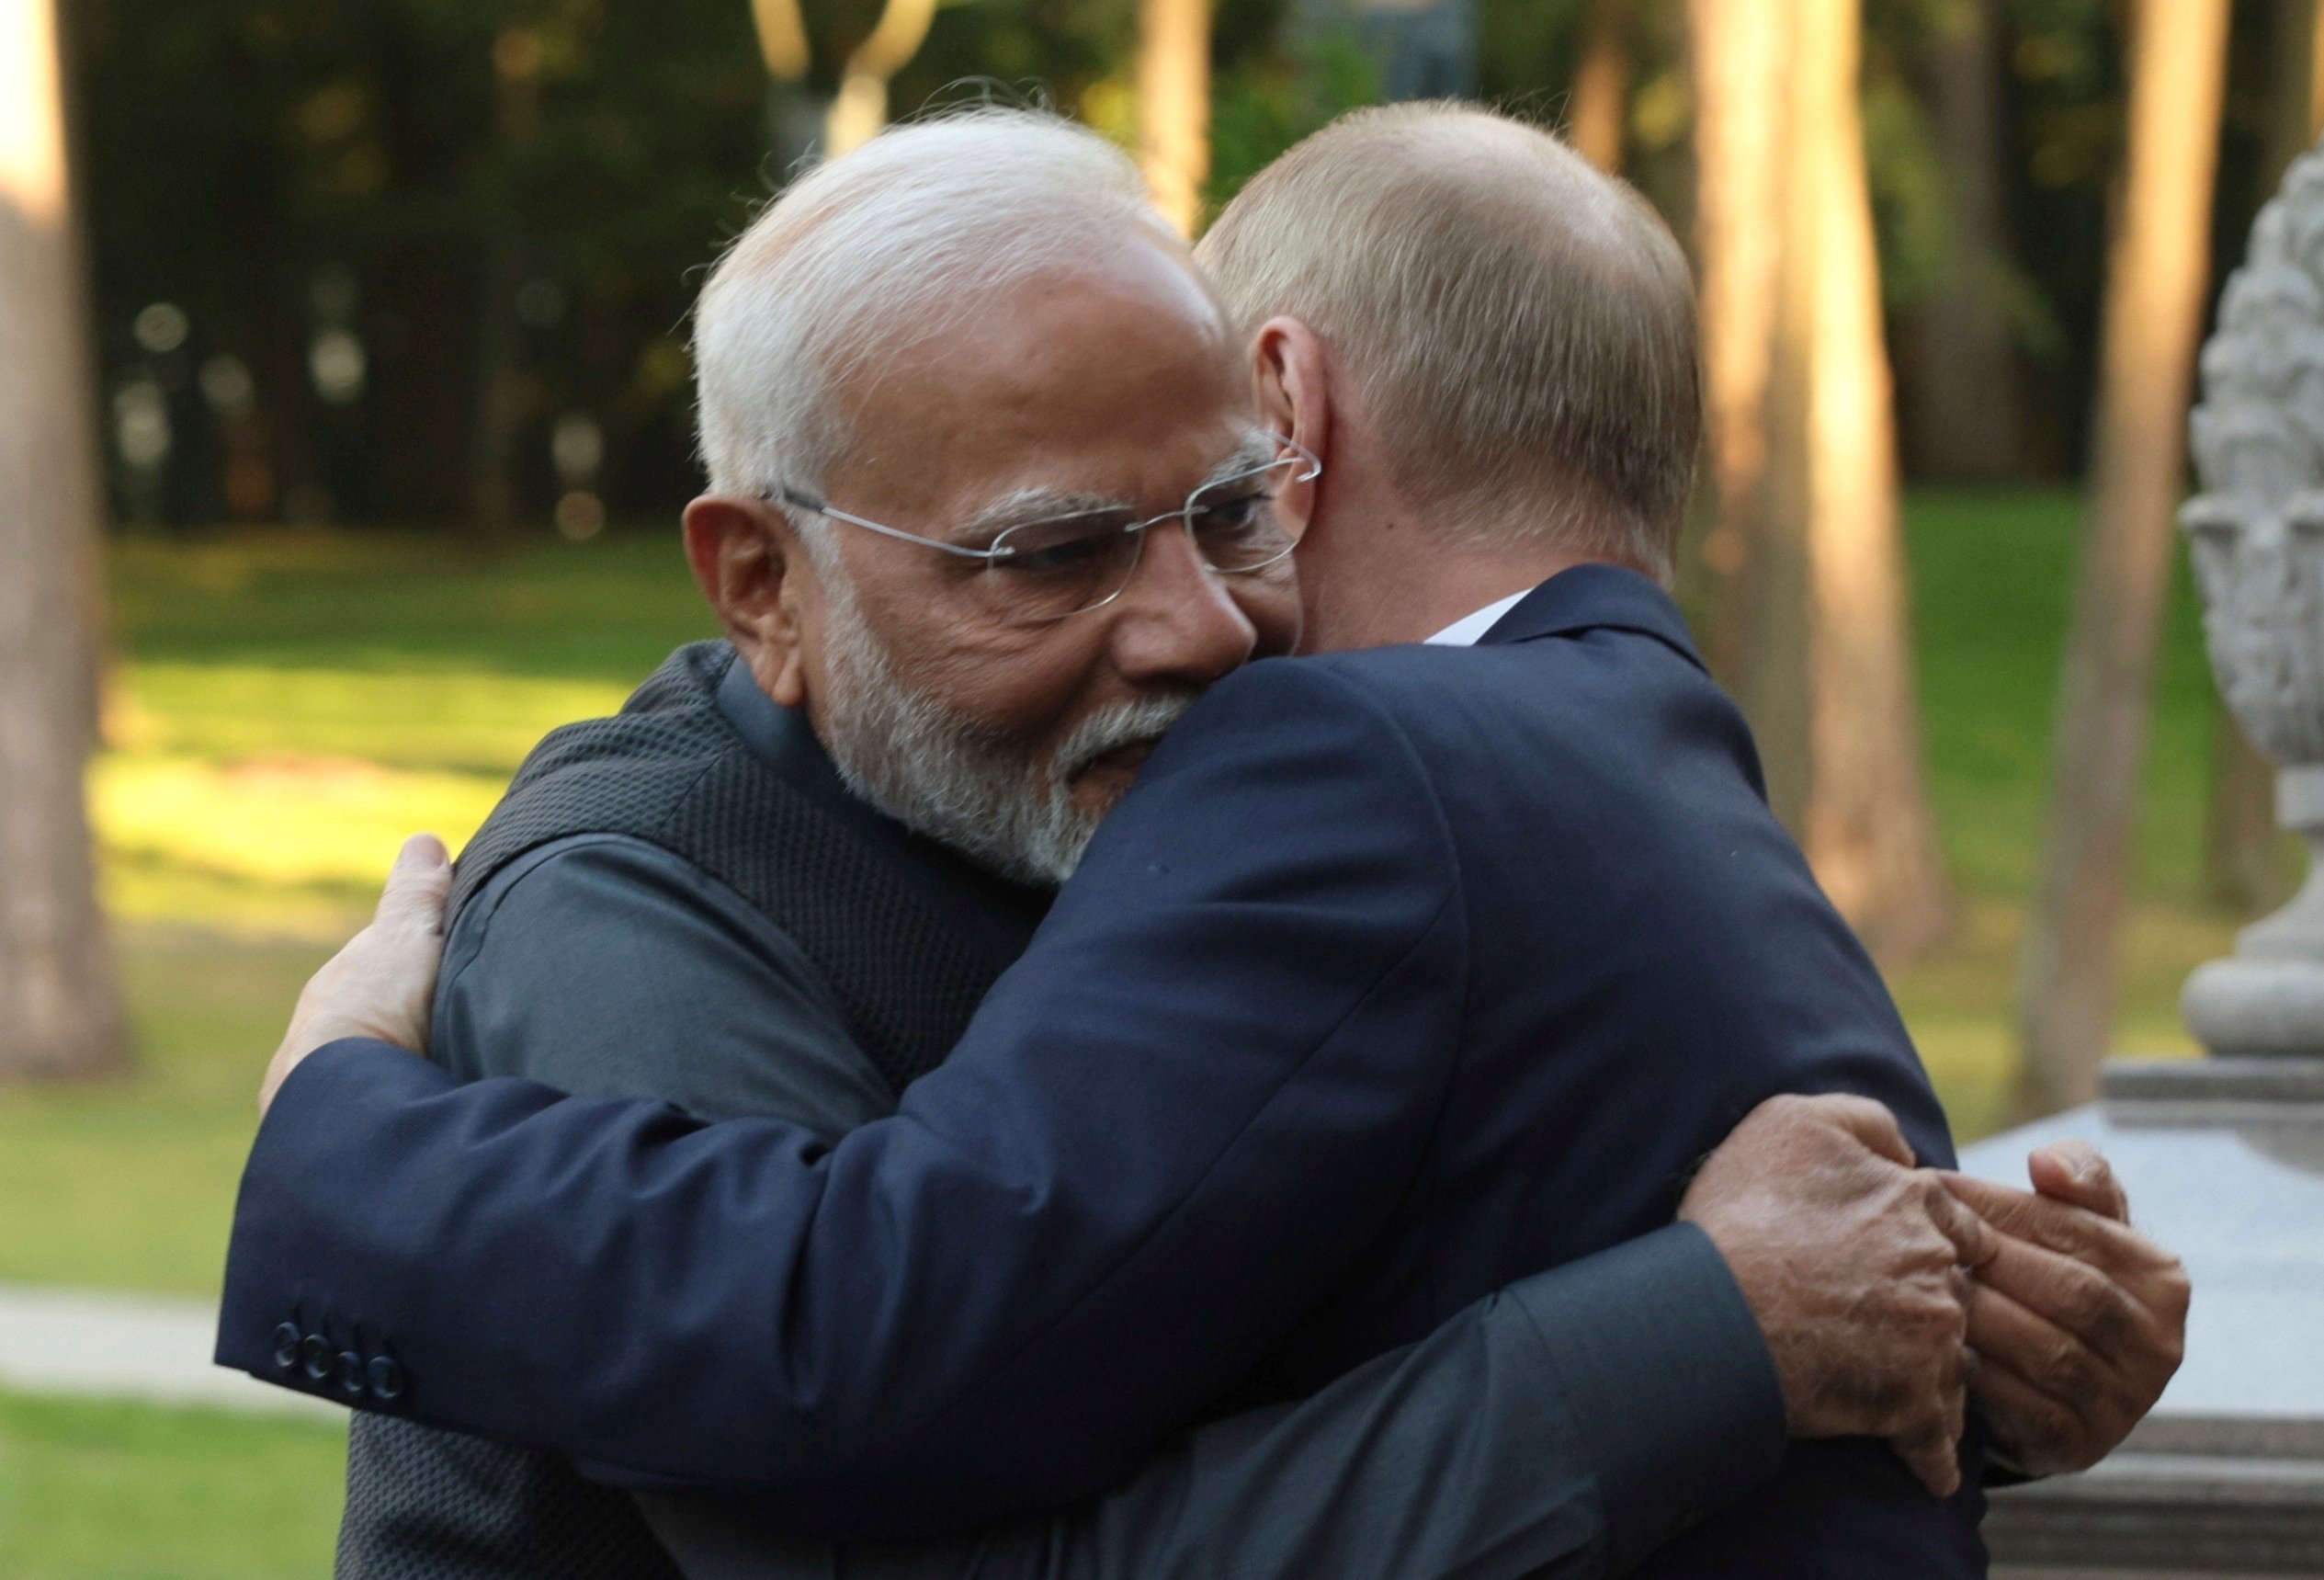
236,108 -> 2186,1580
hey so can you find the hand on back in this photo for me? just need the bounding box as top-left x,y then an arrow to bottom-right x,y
259,835 -> 452,1113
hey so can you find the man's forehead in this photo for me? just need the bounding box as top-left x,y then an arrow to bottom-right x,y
826,237 -> 1249,517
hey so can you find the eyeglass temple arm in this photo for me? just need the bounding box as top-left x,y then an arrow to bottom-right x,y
775,489 -> 1008,563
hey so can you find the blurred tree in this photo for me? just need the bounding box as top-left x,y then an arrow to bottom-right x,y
826,0 -> 942,156
1207,27 -> 1381,212
1766,0 -> 1956,963
0,0 -> 126,1079
1901,0 -> 2022,480
466,25 -> 541,541
1697,0 -> 1953,965
1686,0 -> 1786,678
1569,0 -> 1627,172
1141,0 -> 1212,233
748,0 -> 822,172
2017,0 -> 2231,1113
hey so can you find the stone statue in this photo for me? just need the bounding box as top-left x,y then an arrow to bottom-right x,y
2182,148 -> 2324,1057
1961,146 -> 2324,1577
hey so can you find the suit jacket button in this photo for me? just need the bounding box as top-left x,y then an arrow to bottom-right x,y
299,1334 -> 335,1383
337,1353 -> 367,1396
271,1323 -> 301,1372
367,1357 -> 406,1403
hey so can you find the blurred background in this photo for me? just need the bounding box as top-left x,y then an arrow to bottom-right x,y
0,0 -> 2296,1570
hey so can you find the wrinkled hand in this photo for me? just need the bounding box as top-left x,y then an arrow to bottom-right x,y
1681,1094 -> 1995,1498
259,835 -> 452,1114
1941,1142 -> 2188,1477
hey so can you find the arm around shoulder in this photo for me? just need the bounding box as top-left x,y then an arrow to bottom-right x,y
217,656 -> 1471,1534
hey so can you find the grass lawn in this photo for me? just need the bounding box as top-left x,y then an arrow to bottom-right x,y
0,498 -> 2262,1571
0,1390 -> 346,1579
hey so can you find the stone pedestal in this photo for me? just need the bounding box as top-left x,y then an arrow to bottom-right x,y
1963,1059 -> 2324,1577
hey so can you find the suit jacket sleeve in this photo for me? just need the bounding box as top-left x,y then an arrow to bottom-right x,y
216,659 -> 1771,1551
659,1226 -> 1784,1580
416,840 -> 1784,1580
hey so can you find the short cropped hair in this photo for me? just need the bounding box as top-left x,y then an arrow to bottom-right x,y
694,108 -> 1168,503
1196,104 -> 1699,579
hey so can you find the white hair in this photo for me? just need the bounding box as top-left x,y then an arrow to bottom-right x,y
693,107 -> 1170,506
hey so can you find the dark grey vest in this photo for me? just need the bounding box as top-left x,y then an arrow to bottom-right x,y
338,641 -> 1033,1579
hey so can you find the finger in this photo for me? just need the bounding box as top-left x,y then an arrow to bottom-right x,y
1890,1425 -> 1964,1499
1968,1351 -> 2092,1478
1922,1173 -> 2000,1267
1967,1279 -> 2116,1407
1797,1092 -> 1915,1168
1939,1172 -> 2172,1275
1972,1233 -> 2158,1361
2027,1142 -> 2129,1223
375,834 -> 452,937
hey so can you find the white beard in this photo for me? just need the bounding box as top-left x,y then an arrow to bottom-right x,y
813,572 -> 1197,887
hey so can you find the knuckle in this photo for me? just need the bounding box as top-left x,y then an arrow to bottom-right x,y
2058,1270 -> 2117,1335
2035,1336 -> 2094,1395
2156,1261 -> 2193,1323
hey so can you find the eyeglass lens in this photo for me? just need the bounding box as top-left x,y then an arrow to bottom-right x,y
983,457 -> 1307,625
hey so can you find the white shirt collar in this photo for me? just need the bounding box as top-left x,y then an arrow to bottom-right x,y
1423,590 -> 1532,648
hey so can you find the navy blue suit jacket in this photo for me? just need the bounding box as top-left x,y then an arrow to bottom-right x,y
221,566 -> 1980,1574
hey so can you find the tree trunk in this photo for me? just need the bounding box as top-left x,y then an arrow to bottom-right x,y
1903,0 -> 2021,482
824,0 -> 940,159
466,219 -> 523,540
1139,0 -> 1211,236
2016,0 -> 2232,1114
1687,0 -> 1791,686
466,30 -> 540,543
1570,0 -> 1628,175
0,0 -> 126,1080
1781,0 -> 1956,965
748,0 -> 827,178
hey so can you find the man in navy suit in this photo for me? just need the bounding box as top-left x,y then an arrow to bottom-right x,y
222,105 -> 2187,1576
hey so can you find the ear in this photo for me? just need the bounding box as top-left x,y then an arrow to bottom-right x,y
682,494 -> 815,709
1252,316 -> 1331,537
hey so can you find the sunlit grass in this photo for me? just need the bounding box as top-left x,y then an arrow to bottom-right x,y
115,662 -> 631,776
0,1389 -> 345,1579
92,530 -> 711,938
96,753 -> 504,896
0,929 -> 334,1293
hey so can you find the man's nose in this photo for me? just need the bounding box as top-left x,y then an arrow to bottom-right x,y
1105,517 -> 1257,685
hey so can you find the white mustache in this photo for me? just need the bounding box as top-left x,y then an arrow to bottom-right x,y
1051,692 -> 1201,785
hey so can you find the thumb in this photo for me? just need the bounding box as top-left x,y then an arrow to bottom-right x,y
2027,1142 -> 2129,1223
375,834 -> 452,937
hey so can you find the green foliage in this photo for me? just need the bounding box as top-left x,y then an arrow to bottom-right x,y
0,1391 -> 346,1578
1207,34 -> 1383,215
79,0 -> 777,524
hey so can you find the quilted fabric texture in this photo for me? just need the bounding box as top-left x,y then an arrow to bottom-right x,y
339,641 -> 1022,1577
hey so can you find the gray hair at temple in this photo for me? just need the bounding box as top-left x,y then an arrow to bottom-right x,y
692,107 -> 1172,507
1195,103 -> 1699,582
